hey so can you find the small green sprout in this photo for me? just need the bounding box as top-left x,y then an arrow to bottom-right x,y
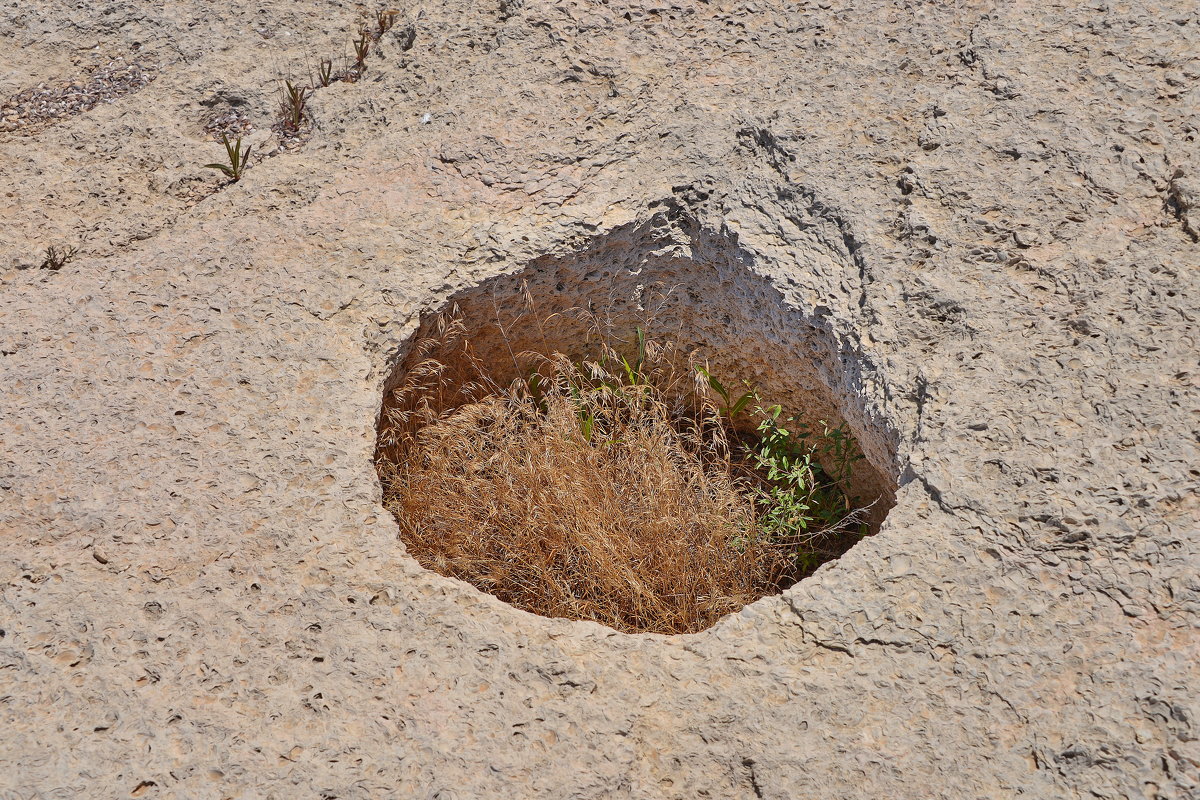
204,134 -> 252,181
695,365 -> 756,421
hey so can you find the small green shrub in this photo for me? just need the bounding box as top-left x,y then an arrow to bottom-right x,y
203,134 -> 252,181
695,365 -> 756,422
749,406 -> 865,552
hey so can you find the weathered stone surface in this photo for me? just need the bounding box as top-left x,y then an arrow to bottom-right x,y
1,1 -> 1197,798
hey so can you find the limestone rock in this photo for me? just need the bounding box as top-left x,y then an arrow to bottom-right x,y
1,1 -> 1197,798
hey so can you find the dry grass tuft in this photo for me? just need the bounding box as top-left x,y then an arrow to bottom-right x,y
377,313 -> 863,634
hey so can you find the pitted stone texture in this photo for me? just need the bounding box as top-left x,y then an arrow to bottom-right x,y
1,1 -> 1197,799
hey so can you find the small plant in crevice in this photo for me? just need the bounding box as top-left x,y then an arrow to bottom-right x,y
746,406 -> 867,568
204,134 -> 252,181
376,313 -> 871,635
277,79 -> 310,135
39,245 -> 79,270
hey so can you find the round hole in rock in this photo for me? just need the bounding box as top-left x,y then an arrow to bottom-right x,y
375,219 -> 899,634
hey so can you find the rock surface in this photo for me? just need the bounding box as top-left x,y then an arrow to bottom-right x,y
1,1 -> 1198,798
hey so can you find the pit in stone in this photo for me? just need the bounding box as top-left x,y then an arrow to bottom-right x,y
375,219 -> 897,634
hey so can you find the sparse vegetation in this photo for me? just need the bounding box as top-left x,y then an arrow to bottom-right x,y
377,315 -> 869,634
350,30 -> 369,71
38,245 -> 78,270
197,6 -> 404,176
315,58 -> 335,89
375,8 -> 399,37
203,134 -> 252,181
351,29 -> 371,77
278,79 -> 310,134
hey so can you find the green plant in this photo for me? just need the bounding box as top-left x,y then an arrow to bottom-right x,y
750,406 -> 820,538
39,245 -> 78,270
203,134 -> 251,181
695,365 -> 756,422
748,406 -> 866,562
278,79 -> 309,133
619,326 -> 647,386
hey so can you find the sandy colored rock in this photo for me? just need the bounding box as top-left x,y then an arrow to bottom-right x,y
1,1 -> 1197,798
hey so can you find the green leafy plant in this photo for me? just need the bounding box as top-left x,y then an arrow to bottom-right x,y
39,245 -> 78,270
278,79 -> 309,133
751,406 -> 819,539
749,406 -> 866,560
695,365 -> 756,422
619,326 -> 647,386
204,134 -> 252,181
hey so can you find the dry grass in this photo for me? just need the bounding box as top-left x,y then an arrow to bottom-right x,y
377,314 -> 861,634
